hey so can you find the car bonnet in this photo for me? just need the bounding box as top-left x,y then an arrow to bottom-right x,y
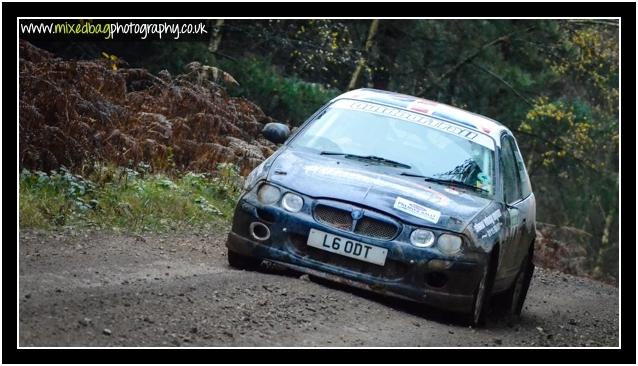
267,148 -> 492,233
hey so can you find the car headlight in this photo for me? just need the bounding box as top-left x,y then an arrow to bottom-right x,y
257,184 -> 281,204
244,168 -> 258,191
281,192 -> 304,212
243,160 -> 269,192
437,234 -> 463,255
410,229 -> 435,247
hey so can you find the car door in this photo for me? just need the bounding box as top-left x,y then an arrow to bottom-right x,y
498,134 -> 525,281
510,136 -> 535,265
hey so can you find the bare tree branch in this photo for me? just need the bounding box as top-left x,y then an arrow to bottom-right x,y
470,62 -> 534,106
567,19 -> 619,27
212,51 -> 238,63
418,26 -> 536,97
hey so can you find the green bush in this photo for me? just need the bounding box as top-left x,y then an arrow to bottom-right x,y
218,57 -> 341,125
19,163 -> 243,232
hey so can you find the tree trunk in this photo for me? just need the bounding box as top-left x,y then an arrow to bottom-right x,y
592,178 -> 618,278
208,19 -> 225,53
348,19 -> 380,91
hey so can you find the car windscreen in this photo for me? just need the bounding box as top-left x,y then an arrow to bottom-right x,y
290,99 -> 496,195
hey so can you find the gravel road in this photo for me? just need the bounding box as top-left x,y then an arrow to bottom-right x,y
19,226 -> 619,347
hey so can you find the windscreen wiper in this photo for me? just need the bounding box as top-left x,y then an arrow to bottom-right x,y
320,151 -> 411,169
400,172 -> 489,193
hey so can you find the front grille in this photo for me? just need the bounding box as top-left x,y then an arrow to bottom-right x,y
354,217 -> 397,240
314,205 -> 352,230
313,203 -> 399,240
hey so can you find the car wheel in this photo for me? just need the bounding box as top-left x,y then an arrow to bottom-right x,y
508,249 -> 535,316
469,261 -> 493,327
227,250 -> 262,270
492,245 -> 535,317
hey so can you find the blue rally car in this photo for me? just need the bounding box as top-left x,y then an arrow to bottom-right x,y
226,89 -> 536,325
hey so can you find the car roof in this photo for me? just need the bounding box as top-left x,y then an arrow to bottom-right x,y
332,88 -> 512,146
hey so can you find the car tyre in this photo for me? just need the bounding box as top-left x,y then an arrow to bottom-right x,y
469,259 -> 494,327
508,246 -> 535,316
227,250 -> 262,270
491,244 -> 535,317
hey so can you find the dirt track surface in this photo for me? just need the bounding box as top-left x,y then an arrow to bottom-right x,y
19,227 -> 619,347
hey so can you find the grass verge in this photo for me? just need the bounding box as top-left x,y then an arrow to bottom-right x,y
19,163 -> 242,232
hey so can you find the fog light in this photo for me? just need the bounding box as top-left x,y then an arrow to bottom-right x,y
257,184 -> 281,204
249,222 -> 271,241
281,192 -> 304,212
410,229 -> 435,247
437,234 -> 462,255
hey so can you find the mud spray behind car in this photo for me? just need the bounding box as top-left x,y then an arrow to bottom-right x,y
226,88 -> 536,326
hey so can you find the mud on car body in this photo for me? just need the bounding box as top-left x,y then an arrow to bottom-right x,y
226,88 -> 536,325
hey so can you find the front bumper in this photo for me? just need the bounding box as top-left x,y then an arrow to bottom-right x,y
227,196 -> 488,313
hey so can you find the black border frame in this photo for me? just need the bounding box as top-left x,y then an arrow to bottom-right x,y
4,2 -> 635,364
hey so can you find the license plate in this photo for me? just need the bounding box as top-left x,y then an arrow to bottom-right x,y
307,228 -> 388,266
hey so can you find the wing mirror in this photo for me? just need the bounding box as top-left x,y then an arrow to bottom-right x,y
262,122 -> 290,144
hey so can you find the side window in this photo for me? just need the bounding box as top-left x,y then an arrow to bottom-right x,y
511,139 -> 532,198
500,136 -> 522,204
